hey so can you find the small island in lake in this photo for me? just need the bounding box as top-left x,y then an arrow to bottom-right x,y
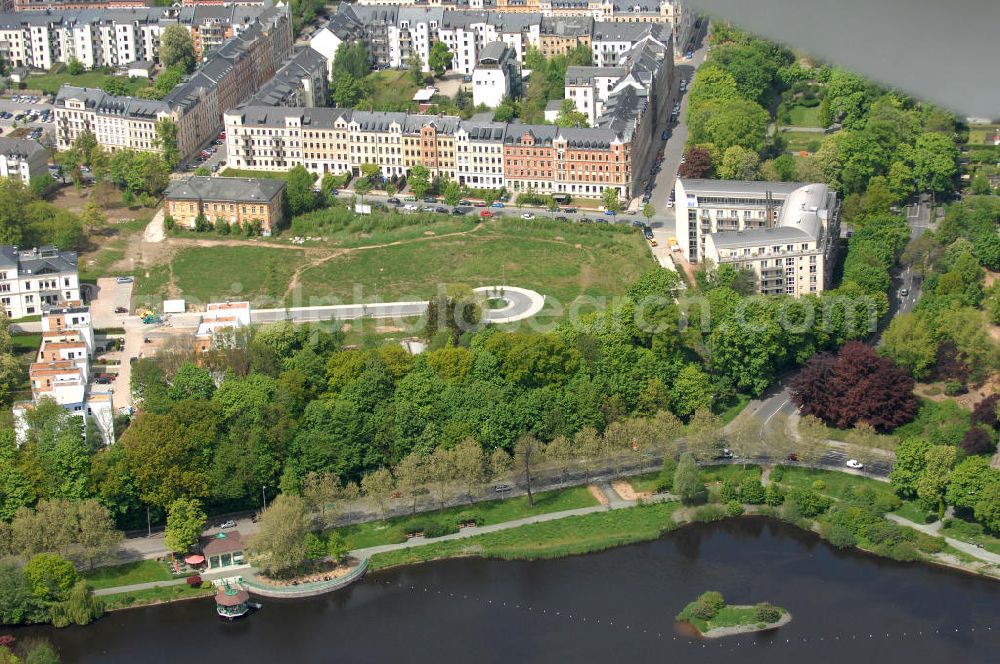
675,591 -> 791,638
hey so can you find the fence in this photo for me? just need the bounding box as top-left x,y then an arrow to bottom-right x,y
243,558 -> 369,598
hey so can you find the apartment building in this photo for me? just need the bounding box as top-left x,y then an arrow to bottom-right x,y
538,15 -> 591,58
472,41 -> 520,107
591,20 -> 669,66
164,175 -> 286,234
675,178 -> 841,296
0,245 -> 80,320
12,303 -> 114,446
53,5 -> 292,160
0,5 -> 270,71
0,137 -> 47,185
454,118 -> 506,188
248,46 -> 328,108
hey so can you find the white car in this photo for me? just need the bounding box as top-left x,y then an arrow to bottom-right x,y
667,200 -> 674,208
846,459 -> 864,470
219,520 -> 238,529
521,212 -> 535,219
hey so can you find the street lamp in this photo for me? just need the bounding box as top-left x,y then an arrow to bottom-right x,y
262,485 -> 267,510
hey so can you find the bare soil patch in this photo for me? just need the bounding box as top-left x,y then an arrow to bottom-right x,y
587,484 -> 608,506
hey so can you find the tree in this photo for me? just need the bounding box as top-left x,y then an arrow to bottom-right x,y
879,313 -> 936,380
353,177 -> 372,201
642,203 -> 655,223
23,554 -> 77,602
961,426 -> 994,456
395,452 -> 431,514
154,118 -> 180,170
555,99 -> 588,127
514,433 -> 543,506
246,494 -> 311,577
0,565 -> 47,625
795,415 -> 829,467
67,58 -> 84,75
443,181 -> 463,206
916,445 -> 956,515
974,482 -> 1000,533
167,362 -> 215,402
423,284 -> 483,344
601,187 -> 621,214
304,532 -> 326,561
407,54 -> 425,84
301,471 -> 341,527
408,165 -> 431,198
717,145 -> 761,180
669,364 -> 713,419
160,25 -> 196,73
428,42 -> 453,76
911,131 -> 959,198
285,166 -> 317,216
674,453 -> 706,505
327,532 -> 348,563
163,497 -> 205,553
889,437 -> 931,499
493,97 -> 519,122
452,438 -> 486,501
678,147 -> 712,178
790,342 -> 918,431
360,467 -> 394,517
489,447 -> 513,480
945,456 -> 998,511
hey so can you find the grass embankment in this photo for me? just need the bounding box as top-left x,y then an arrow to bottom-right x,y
368,501 -> 681,571
219,168 -> 298,180
82,559 -> 172,590
332,487 -> 597,550
786,104 -> 822,127
777,467 -> 894,502
26,72 -> 147,96
101,584 -> 213,611
781,130 -> 824,153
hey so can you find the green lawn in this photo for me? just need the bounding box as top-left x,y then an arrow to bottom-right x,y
368,501 -> 681,570
332,486 -> 597,550
781,130 -> 825,153
786,104 -> 822,127
628,472 -> 663,494
296,218 -> 653,308
11,333 -> 41,356
26,71 -> 147,96
893,500 -> 938,526
101,583 -> 212,611
82,559 -> 172,590
134,245 -> 304,307
700,464 -> 761,485
776,467 -> 895,503
717,393 -> 751,424
219,168 -> 301,181
966,124 -> 999,145
290,211 -> 478,249
360,70 -> 420,111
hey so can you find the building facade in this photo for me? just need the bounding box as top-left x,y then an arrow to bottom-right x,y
677,179 -> 840,296
0,245 -> 80,320
472,41 -> 519,107
164,176 -> 286,233
0,137 -> 47,185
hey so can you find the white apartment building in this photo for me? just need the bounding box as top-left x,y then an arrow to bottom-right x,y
0,137 -> 47,185
0,245 -> 80,320
678,180 -> 841,297
454,119 -> 507,189
472,41 -> 519,108
564,65 -> 625,125
387,7 -> 443,71
591,21 -> 670,66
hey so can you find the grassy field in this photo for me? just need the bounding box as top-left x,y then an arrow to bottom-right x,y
76,208 -> 157,282
26,71 -> 147,96
360,70 -> 420,110
781,130 -> 825,153
101,583 -> 213,611
11,333 -> 41,356
940,518 -> 1000,555
82,559 -> 172,590
700,464 -> 761,485
331,486 -> 597,550
219,168 -> 302,181
893,500 -> 937,526
368,501 -> 681,570
290,211 -> 478,249
296,218 -> 653,307
680,603 -> 786,633
776,467 -> 895,503
786,104 -> 822,127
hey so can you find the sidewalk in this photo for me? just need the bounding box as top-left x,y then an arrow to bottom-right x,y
92,564 -> 252,597
886,513 -> 1000,565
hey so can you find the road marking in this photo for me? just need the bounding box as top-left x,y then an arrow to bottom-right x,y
763,397 -> 791,430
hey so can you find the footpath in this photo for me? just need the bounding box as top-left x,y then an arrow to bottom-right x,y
886,511 -> 1000,566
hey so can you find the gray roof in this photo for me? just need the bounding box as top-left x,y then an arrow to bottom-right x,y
592,22 -> 669,43
459,120 -> 507,141
708,226 -> 814,249
56,86 -> 169,120
165,176 -> 285,204
478,41 -> 511,65
0,245 -> 78,276
0,137 -> 46,160
228,106 -> 461,135
565,66 -> 626,86
251,47 -> 327,106
596,85 -> 646,139
707,183 -> 835,249
540,15 -> 592,37
678,179 -> 808,198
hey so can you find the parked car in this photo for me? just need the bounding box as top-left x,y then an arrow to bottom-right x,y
219,520 -> 238,529
479,210 -> 494,218
491,201 -> 504,208
423,196 -> 437,203
846,459 -> 864,470
900,287 -> 909,297
563,207 -> 577,214
435,206 -> 448,214
579,217 -> 592,223
661,130 -> 670,141
94,373 -> 114,384
387,197 -> 401,205
715,448 -> 734,459
459,199 -> 471,206
644,230 -> 654,241
493,483 -> 513,493
521,212 -> 535,219
116,276 -> 133,284
114,306 -> 128,314
603,209 -> 616,216
452,206 -> 471,215
555,216 -> 568,222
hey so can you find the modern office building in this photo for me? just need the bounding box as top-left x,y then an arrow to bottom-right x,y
676,179 -> 841,296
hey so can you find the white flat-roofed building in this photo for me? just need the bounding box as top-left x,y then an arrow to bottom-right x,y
472,41 -> 519,108
0,137 -> 47,185
693,181 -> 841,297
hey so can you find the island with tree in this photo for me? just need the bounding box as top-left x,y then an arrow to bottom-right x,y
675,591 -> 790,638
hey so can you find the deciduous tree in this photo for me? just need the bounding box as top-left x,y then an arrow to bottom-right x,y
163,497 -> 205,553
246,494 -> 311,578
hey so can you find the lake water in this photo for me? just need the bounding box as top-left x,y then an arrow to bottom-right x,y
14,519 -> 1000,663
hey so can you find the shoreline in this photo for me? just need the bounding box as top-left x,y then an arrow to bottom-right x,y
696,609 -> 793,639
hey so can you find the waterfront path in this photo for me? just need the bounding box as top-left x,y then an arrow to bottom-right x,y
886,513 -> 1000,566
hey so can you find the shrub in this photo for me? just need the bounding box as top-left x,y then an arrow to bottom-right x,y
200,581 -> 212,589
740,477 -> 766,504
164,215 -> 175,230
656,456 -> 677,492
944,380 -> 966,396
754,602 -> 782,623
186,574 -> 202,587
913,532 -> 945,554
811,480 -> 826,491
455,511 -> 483,526
822,522 -> 857,549
719,479 -> 739,503
726,500 -> 744,517
764,483 -> 785,506
423,522 -> 458,538
886,541 -> 919,562
787,489 -> 832,518
770,465 -> 785,482
699,591 -> 726,613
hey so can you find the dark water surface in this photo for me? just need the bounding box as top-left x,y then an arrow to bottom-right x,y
15,519 -> 1000,663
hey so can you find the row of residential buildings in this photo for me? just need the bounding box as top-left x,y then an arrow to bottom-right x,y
675,179 -> 841,297
0,4 -> 274,71
225,26 -> 672,200
310,1 -> 693,80
52,4 -> 293,160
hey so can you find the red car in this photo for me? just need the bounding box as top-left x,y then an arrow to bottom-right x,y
480,210 -> 494,218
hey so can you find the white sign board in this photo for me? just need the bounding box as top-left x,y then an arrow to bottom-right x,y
355,204 -> 372,215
